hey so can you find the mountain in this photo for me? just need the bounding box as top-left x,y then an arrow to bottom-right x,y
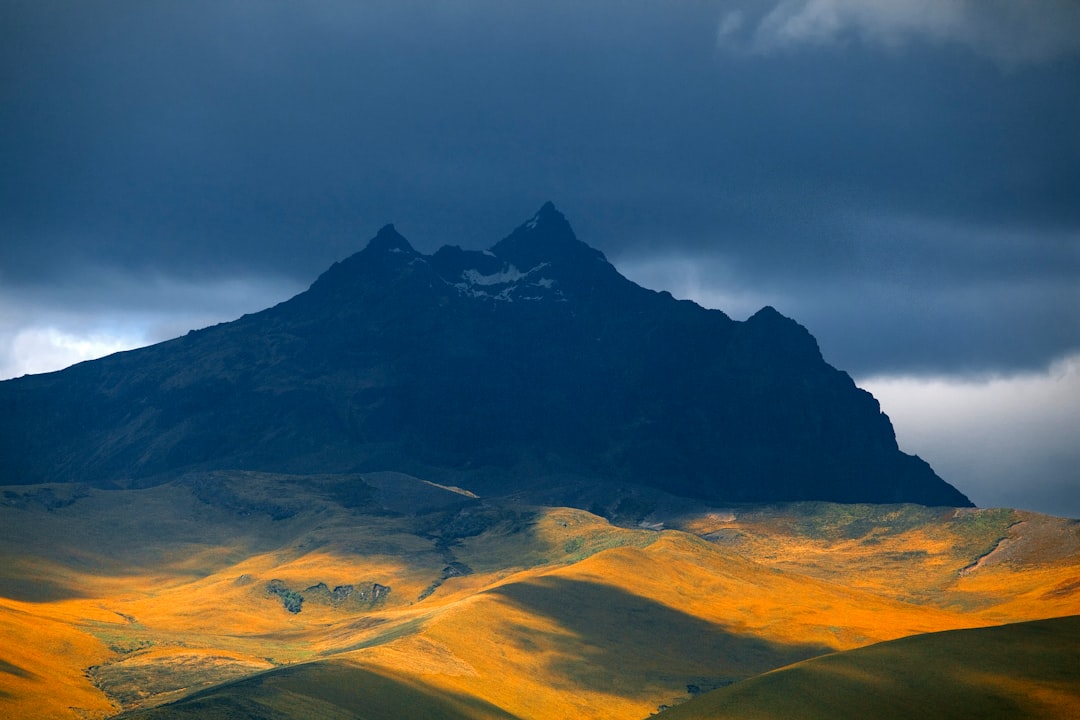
0,202 -> 971,507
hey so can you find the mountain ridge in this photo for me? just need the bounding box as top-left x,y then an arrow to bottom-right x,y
0,203 -> 971,508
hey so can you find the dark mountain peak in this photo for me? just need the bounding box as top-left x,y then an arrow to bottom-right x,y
303,224 -> 425,302
746,305 -> 807,336
0,203 -> 973,510
742,305 -> 823,366
749,305 -> 783,321
425,204 -> 624,305
521,200 -> 566,231
491,203 -> 609,270
365,224 -> 417,256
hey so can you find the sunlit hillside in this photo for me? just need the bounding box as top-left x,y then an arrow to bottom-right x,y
655,615 -> 1080,720
1,473 -> 1078,719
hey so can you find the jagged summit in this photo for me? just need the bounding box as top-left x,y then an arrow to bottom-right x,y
365,223 -> 416,255
492,202 -> 609,271
742,305 -> 824,366
537,199 -> 558,215
303,223 -> 425,302
518,200 -> 572,235
0,203 -> 973,508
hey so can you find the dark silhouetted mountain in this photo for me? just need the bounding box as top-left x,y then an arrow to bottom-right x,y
0,203 -> 972,507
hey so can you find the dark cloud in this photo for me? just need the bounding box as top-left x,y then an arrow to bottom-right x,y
2,1 -> 1078,367
618,250 -> 1080,378
614,209 -> 1080,376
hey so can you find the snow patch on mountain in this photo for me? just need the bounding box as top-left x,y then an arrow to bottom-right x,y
463,265 -> 526,286
453,262 -> 560,302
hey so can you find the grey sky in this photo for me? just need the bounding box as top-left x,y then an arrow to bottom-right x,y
2,1 -> 1078,515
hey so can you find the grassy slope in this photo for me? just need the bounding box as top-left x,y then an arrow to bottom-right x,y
117,660 -> 520,720
1,477 -> 1078,719
0,597 -> 118,718
655,615 -> 1080,720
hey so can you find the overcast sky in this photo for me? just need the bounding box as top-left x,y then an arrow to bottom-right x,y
3,1 -> 1078,516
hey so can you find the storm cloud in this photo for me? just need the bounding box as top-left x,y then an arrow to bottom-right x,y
2,2 -> 1077,514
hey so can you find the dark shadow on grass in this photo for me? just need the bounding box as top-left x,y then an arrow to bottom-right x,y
487,576 -> 832,692
0,658 -> 36,679
655,615 -> 1080,720
115,659 -> 520,720
0,575 -> 89,602
0,658 -> 35,701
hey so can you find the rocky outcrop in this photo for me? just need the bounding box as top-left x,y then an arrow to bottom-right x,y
266,579 -> 392,613
418,562 -> 475,601
266,580 -> 303,614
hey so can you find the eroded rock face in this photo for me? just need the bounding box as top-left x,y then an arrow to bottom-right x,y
0,203 -> 971,508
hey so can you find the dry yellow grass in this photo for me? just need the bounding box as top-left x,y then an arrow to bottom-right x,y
1,479 -> 1077,719
656,615 -> 1080,720
0,598 -> 118,718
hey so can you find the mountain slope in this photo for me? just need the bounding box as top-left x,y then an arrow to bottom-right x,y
0,202 -> 970,507
116,660 -> 521,720
655,615 -> 1080,720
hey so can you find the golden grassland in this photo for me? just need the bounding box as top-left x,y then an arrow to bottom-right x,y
656,614 -> 1080,720
1,474 -> 1077,719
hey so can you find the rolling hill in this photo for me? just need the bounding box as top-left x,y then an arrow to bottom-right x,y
654,615 -> 1080,720
1,475 -> 1076,719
